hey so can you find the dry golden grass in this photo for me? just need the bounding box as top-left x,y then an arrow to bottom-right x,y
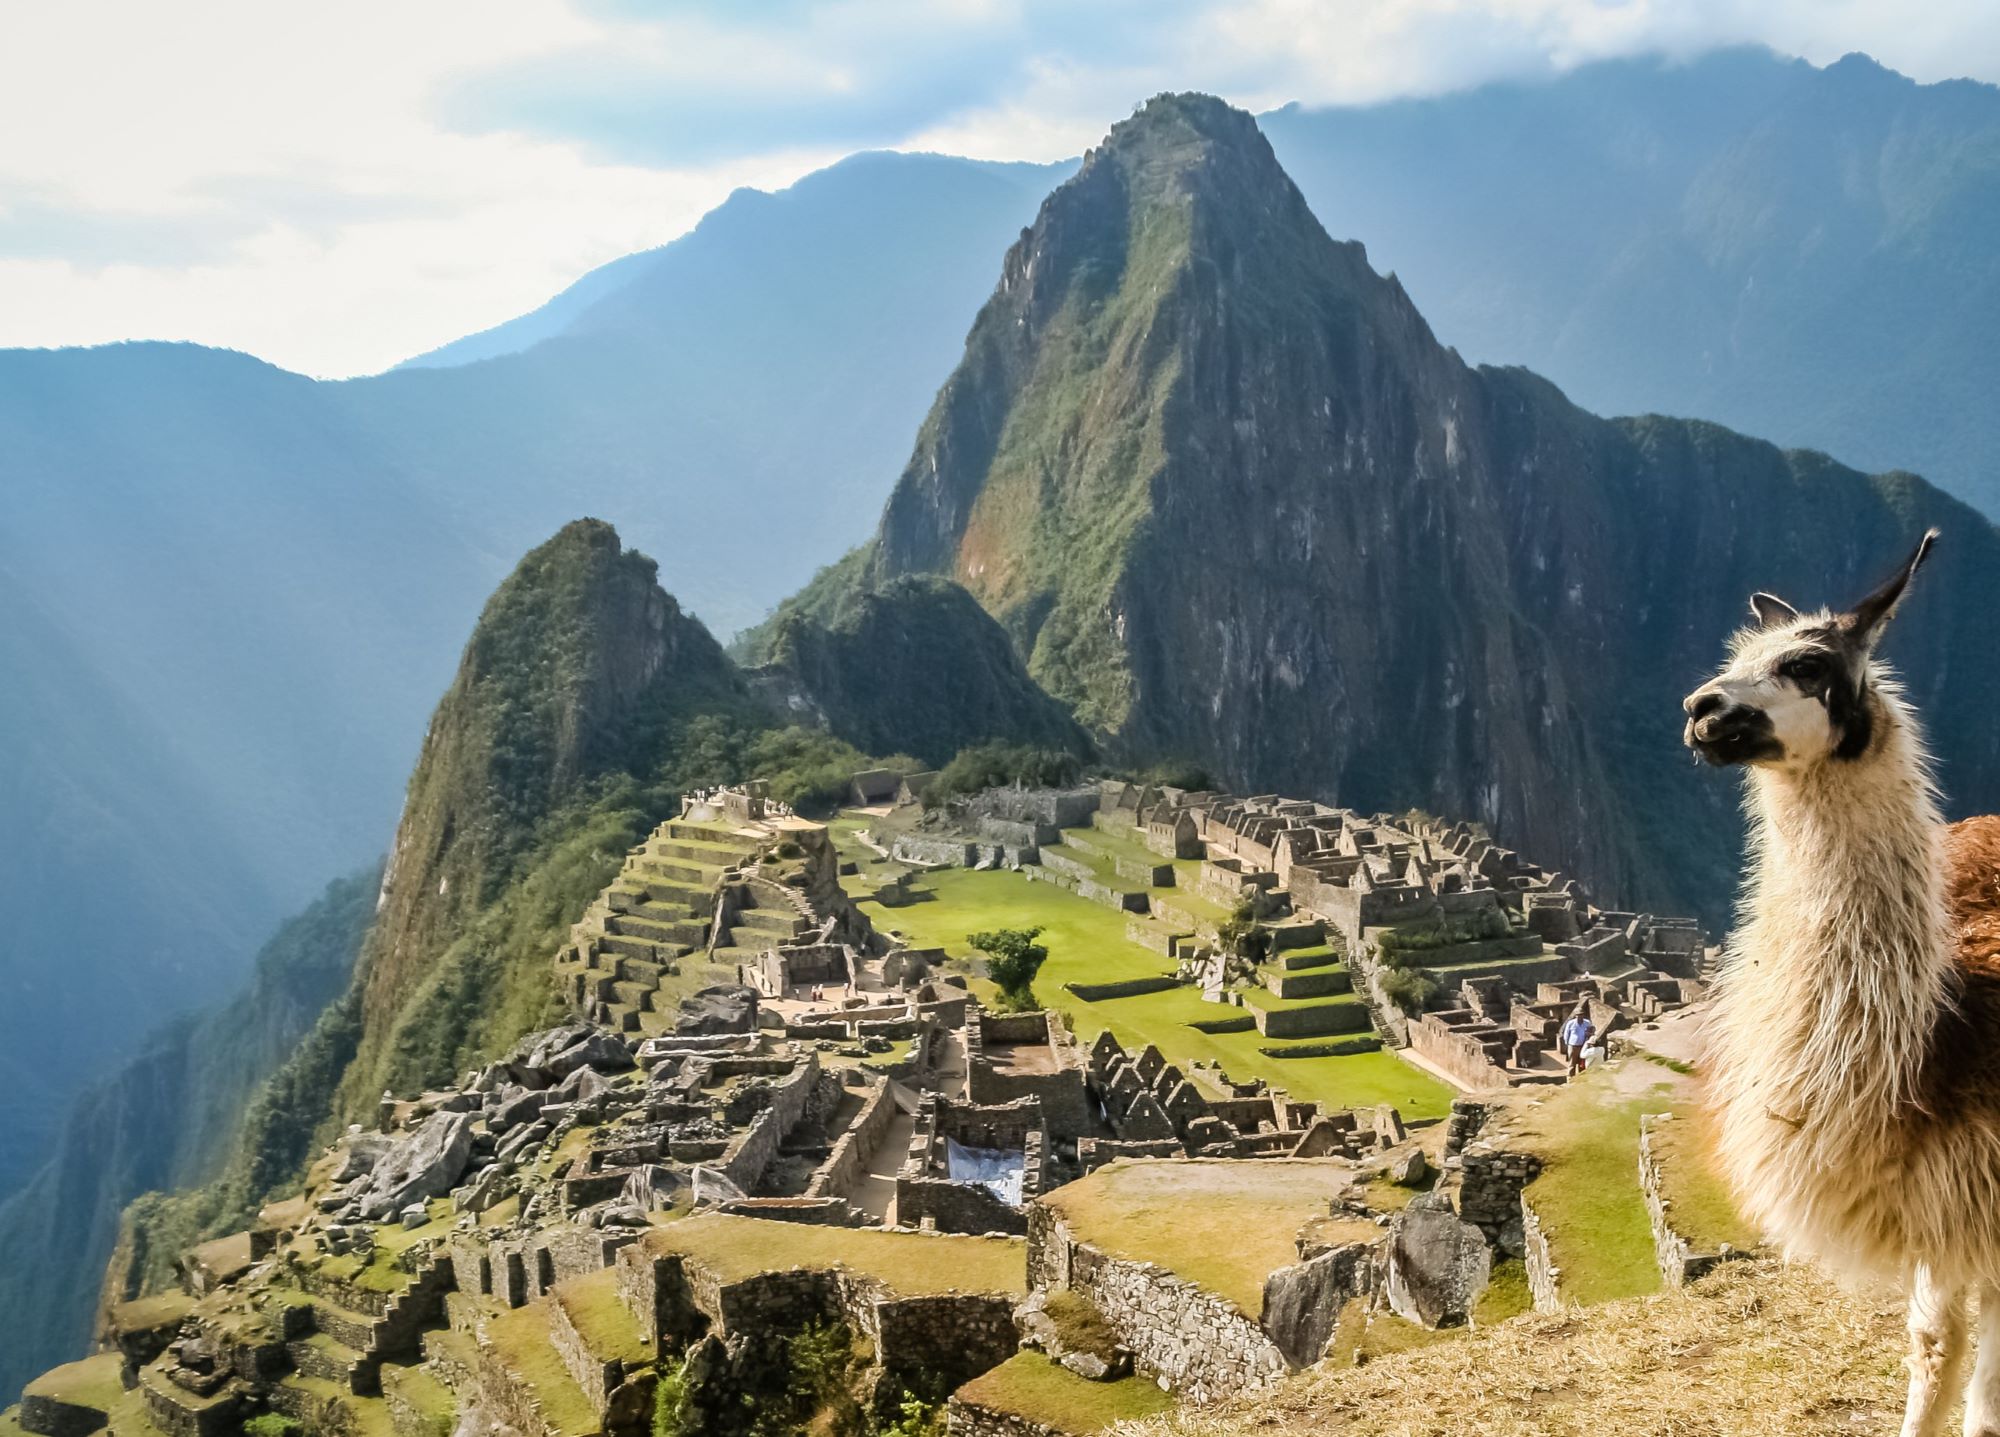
1042,1159 -> 1374,1318
1116,1260 -> 1913,1437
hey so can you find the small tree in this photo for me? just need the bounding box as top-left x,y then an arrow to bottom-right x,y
969,926 -> 1049,1009
1217,900 -> 1271,965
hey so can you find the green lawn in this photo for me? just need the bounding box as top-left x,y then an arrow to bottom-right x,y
642,1212 -> 1025,1295
860,862 -> 1453,1120
24,1353 -> 125,1412
861,867 -> 1171,988
1041,1160 -> 1376,1317
485,1302 -> 602,1436
1515,1073 -> 1687,1306
556,1267 -> 656,1366
955,1352 -> 1173,1433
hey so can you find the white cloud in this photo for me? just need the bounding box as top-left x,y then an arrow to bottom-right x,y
0,0 -> 837,375
3,0 -> 1999,376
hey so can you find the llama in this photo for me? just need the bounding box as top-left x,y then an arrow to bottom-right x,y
1685,529 -> 2000,1436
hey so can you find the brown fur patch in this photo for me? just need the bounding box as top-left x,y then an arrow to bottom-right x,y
1947,815 -> 2000,976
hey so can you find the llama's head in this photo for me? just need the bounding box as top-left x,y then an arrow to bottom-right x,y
1683,529 -> 1938,770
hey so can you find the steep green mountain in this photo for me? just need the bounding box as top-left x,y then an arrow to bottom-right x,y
332,519 -> 755,1124
747,574 -> 1089,767
0,152 -> 1060,1222
1261,47 -> 2000,515
798,92 -> 2000,918
0,868 -> 376,1398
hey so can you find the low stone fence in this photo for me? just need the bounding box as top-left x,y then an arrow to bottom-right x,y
1407,1015 -> 1516,1091
1521,1193 -> 1562,1312
1639,1114 -> 1753,1285
945,1394 -> 1067,1437
1026,1206 -> 1287,1403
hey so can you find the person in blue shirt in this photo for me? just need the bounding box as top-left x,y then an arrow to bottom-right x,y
1558,1004 -> 1596,1078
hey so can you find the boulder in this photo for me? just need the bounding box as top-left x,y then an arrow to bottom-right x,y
1388,1147 -> 1429,1186
1384,1190 -> 1491,1328
554,1064 -> 610,1104
347,1110 -> 477,1221
455,1164 -> 513,1214
331,1134 -> 393,1184
1261,1241 -> 1378,1367
492,1086 -> 549,1130
527,1023 -> 594,1069
550,1030 -> 634,1078
677,985 -> 759,1036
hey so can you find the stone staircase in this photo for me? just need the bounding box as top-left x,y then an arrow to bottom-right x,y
710,875 -> 816,969
555,818 -> 770,1036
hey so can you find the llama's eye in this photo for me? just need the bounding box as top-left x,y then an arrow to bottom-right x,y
1781,654 -> 1830,685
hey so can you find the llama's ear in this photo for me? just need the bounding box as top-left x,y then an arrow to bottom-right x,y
1844,528 -> 1940,646
1749,592 -> 1799,629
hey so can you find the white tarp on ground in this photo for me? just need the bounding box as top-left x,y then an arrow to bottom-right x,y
946,1139 -> 1024,1206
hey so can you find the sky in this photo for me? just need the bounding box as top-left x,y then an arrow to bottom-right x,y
4,0 -> 2000,379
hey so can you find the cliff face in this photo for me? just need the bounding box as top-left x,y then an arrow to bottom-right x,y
847,93 -> 2000,914
749,575 -> 1088,768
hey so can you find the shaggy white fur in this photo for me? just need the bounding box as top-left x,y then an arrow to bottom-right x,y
1688,534 -> 2000,1435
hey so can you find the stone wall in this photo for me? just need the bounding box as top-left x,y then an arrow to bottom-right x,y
1026,1206 -> 1287,1403
1407,1016 -> 1517,1091
1064,975 -> 1179,1001
1638,1114 -> 1753,1285
945,1395 -> 1069,1437
1520,1193 -> 1562,1313
717,1054 -> 820,1193
805,1077 -> 900,1202
875,1293 -> 1019,1389
964,1013 -> 1094,1140
896,1175 -> 1027,1236
1452,1141 -> 1541,1258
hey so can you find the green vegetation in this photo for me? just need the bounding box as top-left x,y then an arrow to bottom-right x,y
1376,909 -> 1514,957
486,1301 -> 601,1436
956,1353 -> 1173,1433
751,576 -> 1088,768
1648,1108 -> 1759,1253
970,926 -> 1050,1009
24,1353 -> 125,1412
924,742 -> 1084,810
1377,966 -> 1443,1014
642,1213 -> 1025,1296
1216,901 -> 1271,964
1042,1291 -> 1121,1362
1043,1161 -> 1375,1318
1514,1074 -> 1713,1306
244,1416 -> 303,1437
1475,1259 -> 1535,1326
653,1321 -> 870,1437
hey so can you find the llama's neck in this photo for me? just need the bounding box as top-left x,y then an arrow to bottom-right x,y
1730,691 -> 1950,1131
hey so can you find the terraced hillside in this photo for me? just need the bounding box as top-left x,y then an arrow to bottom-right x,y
555,817 -> 779,1037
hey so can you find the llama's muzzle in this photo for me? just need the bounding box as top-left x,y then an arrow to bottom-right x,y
1683,687 -> 1778,765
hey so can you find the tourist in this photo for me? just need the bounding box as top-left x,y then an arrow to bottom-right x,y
1559,1003 -> 1595,1078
